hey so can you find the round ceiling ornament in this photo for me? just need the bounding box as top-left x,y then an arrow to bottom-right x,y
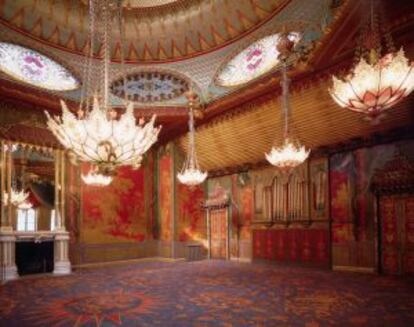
111,71 -> 190,103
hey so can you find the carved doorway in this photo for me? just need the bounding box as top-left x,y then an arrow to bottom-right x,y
372,153 -> 414,276
209,208 -> 228,259
203,183 -> 230,260
379,196 -> 414,275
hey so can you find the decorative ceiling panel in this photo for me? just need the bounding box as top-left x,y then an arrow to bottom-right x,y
111,71 -> 189,103
0,0 -> 334,105
215,32 -> 301,87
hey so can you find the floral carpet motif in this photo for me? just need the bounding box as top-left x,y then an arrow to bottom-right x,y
1,261 -> 414,326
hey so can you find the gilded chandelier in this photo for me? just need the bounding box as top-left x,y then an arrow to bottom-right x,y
177,91 -> 207,186
266,32 -> 310,172
329,0 -> 414,122
45,0 -> 160,178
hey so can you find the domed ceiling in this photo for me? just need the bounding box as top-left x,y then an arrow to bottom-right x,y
0,0 -> 291,62
0,0 -> 330,108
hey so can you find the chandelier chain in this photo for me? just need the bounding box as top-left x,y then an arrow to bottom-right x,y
79,0 -> 96,113
188,105 -> 196,169
281,61 -> 290,139
116,0 -> 129,104
103,0 -> 111,112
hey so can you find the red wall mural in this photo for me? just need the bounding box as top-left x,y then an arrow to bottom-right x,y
159,153 -> 173,241
253,229 -> 329,266
82,164 -> 147,243
177,183 -> 205,242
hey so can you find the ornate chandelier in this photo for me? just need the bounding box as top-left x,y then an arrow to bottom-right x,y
177,91 -> 207,186
330,0 -> 414,122
2,144 -> 32,209
266,32 -> 310,172
45,0 -> 160,175
81,166 -> 113,187
266,137 -> 310,170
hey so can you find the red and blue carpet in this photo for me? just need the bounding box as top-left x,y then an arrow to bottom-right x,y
0,261 -> 413,326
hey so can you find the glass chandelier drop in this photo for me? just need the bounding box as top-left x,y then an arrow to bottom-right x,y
265,32 -> 310,173
177,91 -> 207,186
45,0 -> 161,177
81,166 -> 113,187
3,189 -> 31,208
329,0 -> 414,122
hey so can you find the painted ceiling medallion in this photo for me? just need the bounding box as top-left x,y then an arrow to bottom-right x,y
80,0 -> 181,9
0,43 -> 79,91
216,33 -> 300,87
111,72 -> 189,103
123,0 -> 180,8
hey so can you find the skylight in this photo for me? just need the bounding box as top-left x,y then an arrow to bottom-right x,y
215,33 -> 300,87
0,42 -> 79,91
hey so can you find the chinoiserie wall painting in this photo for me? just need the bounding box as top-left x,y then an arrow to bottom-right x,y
177,182 -> 206,243
158,151 -> 173,243
330,140 -> 414,271
79,152 -> 155,264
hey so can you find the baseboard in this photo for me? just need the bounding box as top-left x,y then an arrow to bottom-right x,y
230,257 -> 252,263
72,256 -> 185,269
332,265 -> 376,274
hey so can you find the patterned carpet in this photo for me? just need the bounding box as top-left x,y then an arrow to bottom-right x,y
1,260 -> 414,327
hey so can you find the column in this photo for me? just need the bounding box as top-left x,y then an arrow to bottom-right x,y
53,231 -> 71,275
0,232 -> 18,281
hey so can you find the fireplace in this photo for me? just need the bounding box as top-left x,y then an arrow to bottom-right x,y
16,240 -> 54,275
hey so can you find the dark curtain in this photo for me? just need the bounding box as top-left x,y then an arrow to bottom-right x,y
29,182 -> 54,209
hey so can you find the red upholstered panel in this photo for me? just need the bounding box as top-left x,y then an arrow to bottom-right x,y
253,229 -> 329,267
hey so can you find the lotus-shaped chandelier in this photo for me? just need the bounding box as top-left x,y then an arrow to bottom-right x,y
266,137 -> 310,170
45,0 -> 160,175
266,33 -> 310,172
177,91 -> 207,186
46,98 -> 160,175
330,0 -> 414,122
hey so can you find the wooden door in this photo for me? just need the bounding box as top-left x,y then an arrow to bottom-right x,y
210,208 -> 227,259
380,195 -> 414,275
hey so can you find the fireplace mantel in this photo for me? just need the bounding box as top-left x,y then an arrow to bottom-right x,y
15,231 -> 61,242
0,229 -> 71,281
